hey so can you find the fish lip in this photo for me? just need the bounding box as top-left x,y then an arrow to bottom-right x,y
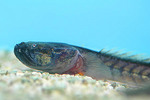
14,43 -> 36,67
14,44 -> 21,58
14,43 -> 54,71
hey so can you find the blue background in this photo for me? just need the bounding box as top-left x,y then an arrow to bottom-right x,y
0,0 -> 150,55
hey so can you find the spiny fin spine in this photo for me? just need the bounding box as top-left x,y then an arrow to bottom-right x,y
99,49 -> 150,66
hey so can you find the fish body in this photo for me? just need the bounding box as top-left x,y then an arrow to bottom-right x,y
14,42 -> 150,85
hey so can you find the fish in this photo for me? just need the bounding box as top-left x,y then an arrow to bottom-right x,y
14,42 -> 150,86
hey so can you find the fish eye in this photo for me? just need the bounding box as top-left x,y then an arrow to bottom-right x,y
32,44 -> 37,48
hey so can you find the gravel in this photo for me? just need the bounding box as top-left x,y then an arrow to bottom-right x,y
0,50 -> 149,100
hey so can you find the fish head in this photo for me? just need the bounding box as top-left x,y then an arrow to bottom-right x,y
14,42 -> 82,73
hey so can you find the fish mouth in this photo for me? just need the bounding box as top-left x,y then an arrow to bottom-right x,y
14,43 -> 36,67
14,43 -> 54,71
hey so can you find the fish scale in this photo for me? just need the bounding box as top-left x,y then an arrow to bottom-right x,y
14,42 -> 150,86
99,53 -> 150,84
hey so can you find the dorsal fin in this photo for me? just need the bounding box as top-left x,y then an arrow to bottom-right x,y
99,49 -> 150,66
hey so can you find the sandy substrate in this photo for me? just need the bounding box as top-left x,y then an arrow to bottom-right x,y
0,50 -> 149,100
